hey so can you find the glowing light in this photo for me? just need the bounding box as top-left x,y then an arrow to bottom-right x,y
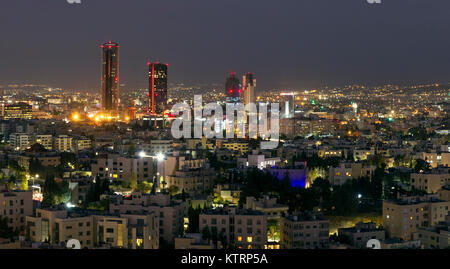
156,153 -> 165,162
72,113 -> 80,121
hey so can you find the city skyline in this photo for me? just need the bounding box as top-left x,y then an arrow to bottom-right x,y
2,0 -> 450,92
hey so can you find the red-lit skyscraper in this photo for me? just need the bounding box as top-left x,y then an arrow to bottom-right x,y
148,62 -> 168,115
101,41 -> 120,114
225,71 -> 241,102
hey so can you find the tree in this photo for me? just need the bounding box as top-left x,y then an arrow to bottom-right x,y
20,178 -> 28,191
0,217 -> 18,240
168,185 -> 179,196
414,159 -> 431,173
136,181 -> 152,194
202,226 -> 211,242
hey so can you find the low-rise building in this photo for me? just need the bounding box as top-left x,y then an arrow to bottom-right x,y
175,233 -> 217,249
416,214 -> 450,249
329,162 -> 375,185
199,207 -> 267,249
166,165 -> 216,197
109,192 -> 187,246
280,212 -> 329,249
383,194 -> 450,240
338,222 -> 385,249
411,168 -> 450,194
244,196 -> 288,220
25,206 -> 159,249
54,135 -> 73,152
0,191 -> 33,234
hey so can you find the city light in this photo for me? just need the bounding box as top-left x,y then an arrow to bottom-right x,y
72,113 -> 80,121
156,153 -> 165,162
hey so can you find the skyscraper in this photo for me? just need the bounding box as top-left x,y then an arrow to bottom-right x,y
225,72 -> 241,103
280,92 -> 295,119
242,73 -> 256,105
148,62 -> 168,115
101,41 -> 120,114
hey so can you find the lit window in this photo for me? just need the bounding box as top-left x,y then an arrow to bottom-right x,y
237,236 -> 242,242
247,236 -> 253,243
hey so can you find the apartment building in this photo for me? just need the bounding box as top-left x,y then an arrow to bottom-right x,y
54,135 -> 73,152
91,154 -> 155,183
18,145 -> 61,171
338,222 -> 385,249
383,194 -> 450,240
10,133 -> 30,151
109,192 -> 187,245
416,215 -> 450,249
419,152 -> 450,168
166,165 -> 216,197
280,212 -> 330,249
26,207 -> 159,249
353,147 -> 375,161
411,168 -> 450,194
73,137 -> 92,152
0,191 -> 33,233
237,151 -> 281,170
34,134 -> 53,150
329,162 -> 375,185
199,207 -> 268,249
438,185 -> 450,202
244,196 -> 288,220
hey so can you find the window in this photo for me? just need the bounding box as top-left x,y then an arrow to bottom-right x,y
247,236 -> 253,243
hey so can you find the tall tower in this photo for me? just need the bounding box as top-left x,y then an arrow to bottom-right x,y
242,73 -> 256,105
225,71 -> 241,103
148,62 -> 168,115
101,41 -> 120,114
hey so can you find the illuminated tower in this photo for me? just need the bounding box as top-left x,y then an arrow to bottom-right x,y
280,92 -> 295,119
225,71 -> 241,103
101,41 -> 120,114
148,62 -> 168,115
243,73 -> 256,105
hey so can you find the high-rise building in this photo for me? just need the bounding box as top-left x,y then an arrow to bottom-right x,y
242,73 -> 256,105
225,72 -> 241,103
280,92 -> 295,119
148,62 -> 168,115
101,41 -> 120,114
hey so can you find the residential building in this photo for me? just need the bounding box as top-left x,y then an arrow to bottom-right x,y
338,222 -> 385,249
280,212 -> 330,249
383,194 -> 450,240
199,207 -> 268,249
0,191 -> 33,234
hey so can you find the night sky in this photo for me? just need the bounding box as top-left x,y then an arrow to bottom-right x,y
1,0 -> 450,92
